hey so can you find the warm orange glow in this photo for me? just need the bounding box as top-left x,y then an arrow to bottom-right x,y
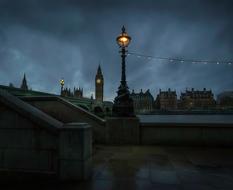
116,32 -> 131,47
119,36 -> 128,42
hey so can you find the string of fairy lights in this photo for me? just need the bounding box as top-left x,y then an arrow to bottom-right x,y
127,51 -> 233,65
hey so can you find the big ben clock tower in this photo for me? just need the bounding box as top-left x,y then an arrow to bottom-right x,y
95,65 -> 104,102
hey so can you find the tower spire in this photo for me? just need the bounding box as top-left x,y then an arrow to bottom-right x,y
95,64 -> 104,102
97,64 -> 102,75
20,73 -> 28,90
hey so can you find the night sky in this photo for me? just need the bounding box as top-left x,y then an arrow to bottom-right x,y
0,0 -> 233,101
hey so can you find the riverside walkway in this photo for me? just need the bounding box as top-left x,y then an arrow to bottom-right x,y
4,145 -> 233,190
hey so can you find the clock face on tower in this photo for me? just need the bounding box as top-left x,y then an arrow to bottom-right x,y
96,79 -> 101,84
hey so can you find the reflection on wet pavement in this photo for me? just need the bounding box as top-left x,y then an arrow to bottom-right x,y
3,145 -> 233,190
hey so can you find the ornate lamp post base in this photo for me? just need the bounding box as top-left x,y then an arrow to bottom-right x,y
112,89 -> 135,117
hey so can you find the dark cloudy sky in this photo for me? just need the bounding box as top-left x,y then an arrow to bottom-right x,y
0,0 -> 233,101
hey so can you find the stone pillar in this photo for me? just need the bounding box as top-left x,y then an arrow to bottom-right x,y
105,117 -> 140,144
59,123 -> 92,181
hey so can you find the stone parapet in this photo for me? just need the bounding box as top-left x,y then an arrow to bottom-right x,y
105,117 -> 140,144
140,123 -> 233,146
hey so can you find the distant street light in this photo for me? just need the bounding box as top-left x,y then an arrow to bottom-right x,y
60,78 -> 64,96
112,26 -> 135,117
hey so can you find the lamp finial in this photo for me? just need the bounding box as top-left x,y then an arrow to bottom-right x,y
122,25 -> 126,33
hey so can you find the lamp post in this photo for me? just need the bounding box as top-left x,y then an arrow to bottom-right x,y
60,78 -> 64,96
112,26 -> 135,117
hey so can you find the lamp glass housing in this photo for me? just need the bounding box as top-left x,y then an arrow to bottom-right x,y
60,79 -> 64,86
116,32 -> 131,47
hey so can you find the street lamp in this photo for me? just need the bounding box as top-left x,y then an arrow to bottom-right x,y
112,26 -> 135,117
60,78 -> 64,96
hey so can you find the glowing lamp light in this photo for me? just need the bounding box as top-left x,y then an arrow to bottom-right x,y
116,26 -> 131,47
60,79 -> 64,86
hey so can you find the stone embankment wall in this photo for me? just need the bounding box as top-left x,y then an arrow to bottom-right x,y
0,90 -> 92,181
140,123 -> 233,145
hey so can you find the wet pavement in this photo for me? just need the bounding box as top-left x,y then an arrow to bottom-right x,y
3,145 -> 233,190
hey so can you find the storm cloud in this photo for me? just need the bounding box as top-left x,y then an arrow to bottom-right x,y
0,0 -> 233,100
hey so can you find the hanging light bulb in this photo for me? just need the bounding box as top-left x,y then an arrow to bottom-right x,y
125,51 -> 232,66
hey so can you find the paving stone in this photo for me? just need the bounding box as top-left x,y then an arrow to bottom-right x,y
95,159 -> 149,180
170,159 -> 197,172
2,145 -> 233,190
150,170 -> 179,185
176,170 -> 204,184
181,183 -> 218,190
149,154 -> 175,171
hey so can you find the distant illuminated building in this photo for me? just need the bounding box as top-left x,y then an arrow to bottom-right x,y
180,88 -> 215,109
217,91 -> 233,109
130,89 -> 154,113
74,87 -> 83,98
61,87 -> 83,98
155,88 -> 177,110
